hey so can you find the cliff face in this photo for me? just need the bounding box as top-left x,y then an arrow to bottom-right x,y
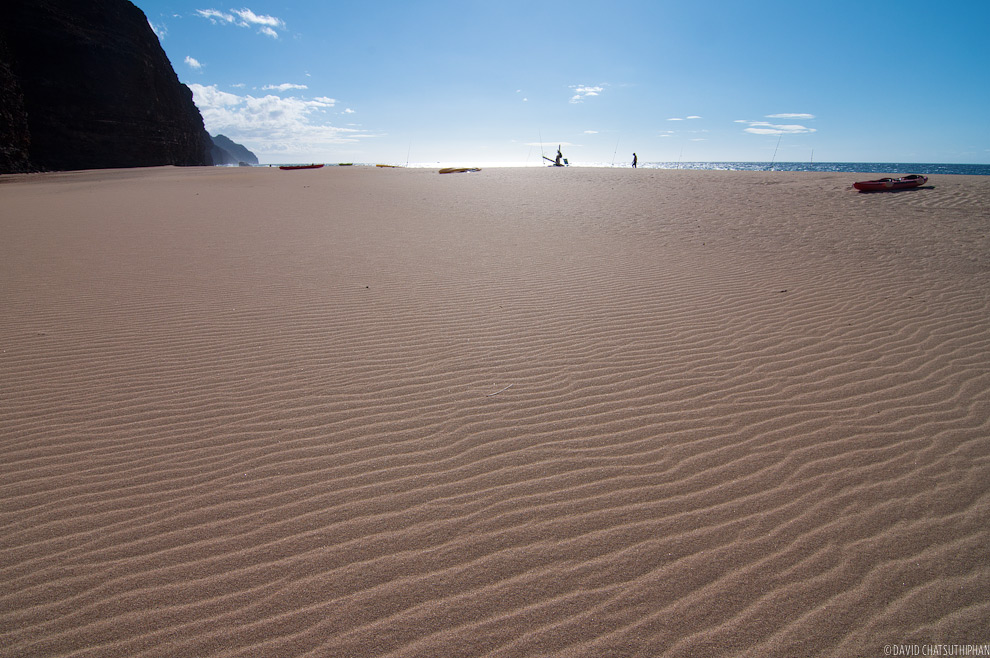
0,37 -> 32,173
0,0 -> 213,173
210,134 -> 259,166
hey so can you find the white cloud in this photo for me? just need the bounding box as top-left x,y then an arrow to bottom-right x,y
739,113 -> 817,133
190,84 -> 243,108
742,121 -> 817,135
189,84 -> 368,155
149,20 -> 166,40
231,8 -> 283,27
184,56 -> 203,70
569,85 -> 603,103
263,83 -> 309,92
583,130 -> 598,134
195,9 -> 235,23
686,115 -> 702,120
343,108 -> 356,114
196,7 -> 285,37
667,117 -> 684,121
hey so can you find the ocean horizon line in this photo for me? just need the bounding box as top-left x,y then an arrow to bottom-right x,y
252,161 -> 990,176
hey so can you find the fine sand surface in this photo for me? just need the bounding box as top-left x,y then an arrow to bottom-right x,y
2,165 -> 989,657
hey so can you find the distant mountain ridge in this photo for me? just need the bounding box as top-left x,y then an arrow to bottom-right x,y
0,0 -> 212,173
210,134 -> 259,166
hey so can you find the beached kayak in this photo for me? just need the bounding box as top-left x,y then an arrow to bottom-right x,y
438,167 -> 481,174
853,174 -> 927,192
278,164 -> 324,170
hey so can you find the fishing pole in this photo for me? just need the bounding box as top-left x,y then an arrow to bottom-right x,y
768,133 -> 782,171
611,137 -> 620,166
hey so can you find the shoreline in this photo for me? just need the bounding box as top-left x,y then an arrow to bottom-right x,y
5,160 -> 988,179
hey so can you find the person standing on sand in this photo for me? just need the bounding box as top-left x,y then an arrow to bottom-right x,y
632,153 -> 637,168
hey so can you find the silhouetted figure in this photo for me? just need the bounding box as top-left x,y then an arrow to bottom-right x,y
632,153 -> 637,168
555,146 -> 563,167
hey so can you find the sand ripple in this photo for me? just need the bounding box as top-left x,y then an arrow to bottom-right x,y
2,167 -> 989,657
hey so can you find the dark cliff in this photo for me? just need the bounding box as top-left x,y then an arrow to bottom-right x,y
0,0 -> 213,173
0,37 -> 32,173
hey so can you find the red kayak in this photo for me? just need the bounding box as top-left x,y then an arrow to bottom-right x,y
853,174 -> 927,192
279,164 -> 325,170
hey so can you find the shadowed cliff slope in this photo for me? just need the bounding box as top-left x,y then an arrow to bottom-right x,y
211,134 -> 259,166
0,0 -> 212,173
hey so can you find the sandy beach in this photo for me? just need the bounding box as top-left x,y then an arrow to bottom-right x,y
2,165 -> 989,657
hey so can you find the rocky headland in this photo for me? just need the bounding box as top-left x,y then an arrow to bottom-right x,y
210,134 -> 259,166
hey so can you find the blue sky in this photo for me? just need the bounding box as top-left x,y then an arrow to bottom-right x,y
139,0 -> 989,165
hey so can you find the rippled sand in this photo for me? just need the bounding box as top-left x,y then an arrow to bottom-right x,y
2,166 -> 989,657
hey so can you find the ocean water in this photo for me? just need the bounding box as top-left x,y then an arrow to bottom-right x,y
262,162 -> 990,175
414,162 -> 990,175
623,162 -> 990,176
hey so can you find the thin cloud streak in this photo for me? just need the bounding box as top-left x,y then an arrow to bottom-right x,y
263,83 -> 308,92
743,122 -> 816,135
195,7 -> 286,37
737,113 -> 817,136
